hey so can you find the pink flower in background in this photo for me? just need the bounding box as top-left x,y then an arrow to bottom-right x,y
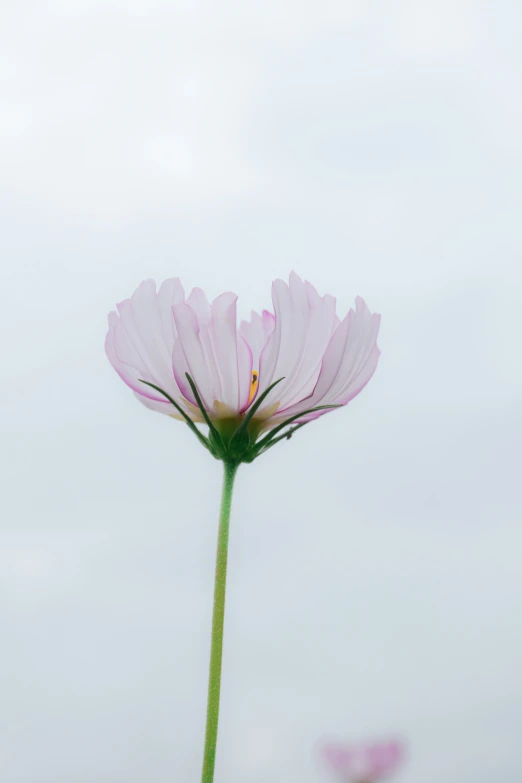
322,740 -> 405,783
105,272 -> 380,439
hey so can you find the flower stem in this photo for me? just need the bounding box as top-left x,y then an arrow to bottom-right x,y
201,461 -> 238,783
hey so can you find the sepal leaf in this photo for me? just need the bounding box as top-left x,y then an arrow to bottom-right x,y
138,380 -> 212,453
185,373 -> 225,450
139,380 -> 341,464
252,405 -> 341,455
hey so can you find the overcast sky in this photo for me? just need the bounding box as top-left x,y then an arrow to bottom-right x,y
1,1 -> 522,782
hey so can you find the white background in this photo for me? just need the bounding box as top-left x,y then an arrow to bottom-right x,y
1,1 -> 521,781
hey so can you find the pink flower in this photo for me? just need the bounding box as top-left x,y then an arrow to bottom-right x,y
322,740 -> 405,783
105,272 -> 380,461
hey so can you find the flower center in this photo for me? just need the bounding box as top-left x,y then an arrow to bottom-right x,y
247,371 -> 259,406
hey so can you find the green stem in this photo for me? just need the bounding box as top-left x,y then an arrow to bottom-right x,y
201,461 -> 239,783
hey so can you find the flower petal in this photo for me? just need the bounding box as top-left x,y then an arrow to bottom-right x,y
256,273 -> 336,413
365,741 -> 405,778
172,301 -> 215,409
210,292 -> 242,411
105,278 -> 185,407
134,391 -> 203,421
238,336 -> 253,411
187,288 -> 223,404
281,296 -> 381,423
278,277 -> 336,409
239,309 -> 275,372
186,286 -> 211,325
322,741 -> 403,781
171,291 -> 246,416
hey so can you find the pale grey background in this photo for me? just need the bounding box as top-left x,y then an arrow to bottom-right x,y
1,1 -> 521,781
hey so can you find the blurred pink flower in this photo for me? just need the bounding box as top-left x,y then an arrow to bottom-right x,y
322,740 -> 405,782
105,272 -> 380,434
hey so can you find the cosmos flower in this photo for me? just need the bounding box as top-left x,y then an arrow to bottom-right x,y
105,271 -> 384,783
322,740 -> 405,783
105,272 -> 380,462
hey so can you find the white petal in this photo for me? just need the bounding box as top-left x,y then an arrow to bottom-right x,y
210,292 -> 241,411
172,302 -> 215,409
283,297 -> 381,421
257,273 -> 336,413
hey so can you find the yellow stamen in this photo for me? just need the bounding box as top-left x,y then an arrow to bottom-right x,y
247,371 -> 259,406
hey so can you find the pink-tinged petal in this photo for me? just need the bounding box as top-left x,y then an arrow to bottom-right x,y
280,296 -> 380,423
257,273 -> 336,413
186,289 -> 223,405
278,277 -> 336,409
134,393 -> 177,415
172,290 -> 246,416
262,309 -> 275,332
322,744 -> 355,771
105,311 -> 160,399
239,309 -> 275,371
120,281 -> 173,381
135,391 -> 205,422
387,742 -> 404,766
171,302 -> 216,409
186,286 -> 211,325
328,302 -> 381,405
157,277 -> 185,345
366,741 -> 404,777
210,292 -> 241,411
134,394 -> 170,412
322,740 -> 404,782
238,336 -> 253,411
105,279 -> 186,408
256,277 -> 290,401
272,272 -> 314,408
239,311 -> 263,365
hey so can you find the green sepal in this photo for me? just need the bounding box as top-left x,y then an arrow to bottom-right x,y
231,377 -> 284,436
227,427 -> 251,461
226,377 -> 282,454
255,421 -> 308,457
184,373 -> 225,450
138,380 -> 212,453
139,377 -> 341,464
208,428 -> 227,461
252,405 -> 341,455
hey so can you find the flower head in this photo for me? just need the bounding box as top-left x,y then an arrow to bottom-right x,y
105,272 -> 380,462
322,740 -> 405,783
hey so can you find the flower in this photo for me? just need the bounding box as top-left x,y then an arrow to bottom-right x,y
105,272 -> 380,462
321,740 -> 405,783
